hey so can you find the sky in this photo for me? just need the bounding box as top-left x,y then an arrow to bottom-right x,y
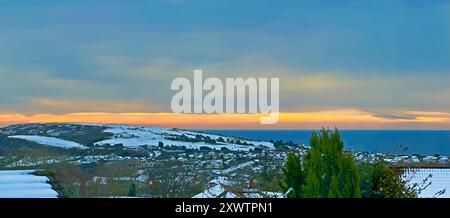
0,0 -> 449,129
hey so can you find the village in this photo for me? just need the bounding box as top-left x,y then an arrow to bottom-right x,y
1,123 -> 450,198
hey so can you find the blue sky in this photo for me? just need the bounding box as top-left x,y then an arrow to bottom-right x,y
0,0 -> 449,120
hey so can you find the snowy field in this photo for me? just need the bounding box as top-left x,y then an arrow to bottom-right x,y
4,123 -> 273,151
90,124 -> 274,151
404,168 -> 450,198
8,135 -> 87,149
0,170 -> 59,198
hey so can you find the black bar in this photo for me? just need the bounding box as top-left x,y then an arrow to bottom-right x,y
0,198 -> 448,217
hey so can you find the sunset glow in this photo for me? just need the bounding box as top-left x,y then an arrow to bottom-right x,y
1,109 -> 448,130
0,1 -> 448,130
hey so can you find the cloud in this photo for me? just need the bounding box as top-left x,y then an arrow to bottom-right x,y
372,113 -> 417,120
24,98 -> 164,114
0,0 -> 448,130
0,68 -> 118,104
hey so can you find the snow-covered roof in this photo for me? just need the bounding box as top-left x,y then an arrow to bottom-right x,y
193,184 -> 285,199
242,191 -> 285,198
136,174 -> 149,183
193,184 -> 242,198
192,185 -> 228,198
209,176 -> 237,186
0,170 -> 59,198
404,168 -> 450,198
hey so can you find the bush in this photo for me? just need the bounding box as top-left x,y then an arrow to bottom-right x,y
33,169 -> 57,176
359,161 -> 417,198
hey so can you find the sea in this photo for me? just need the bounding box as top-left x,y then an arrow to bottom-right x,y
201,130 -> 450,156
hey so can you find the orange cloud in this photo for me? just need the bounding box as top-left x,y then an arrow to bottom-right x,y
0,109 -> 449,129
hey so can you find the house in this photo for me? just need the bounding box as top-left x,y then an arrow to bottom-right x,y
193,179 -> 285,199
0,170 -> 58,198
192,185 -> 238,198
208,176 -> 239,186
136,174 -> 149,183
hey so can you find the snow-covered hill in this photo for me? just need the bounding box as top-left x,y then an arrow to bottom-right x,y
88,124 -> 274,151
2,123 -> 274,152
8,135 -> 87,149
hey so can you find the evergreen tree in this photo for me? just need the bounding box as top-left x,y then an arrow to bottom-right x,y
328,176 -> 341,197
302,128 -> 360,198
302,167 -> 321,198
280,152 -> 304,197
280,128 -> 417,198
128,182 -> 137,197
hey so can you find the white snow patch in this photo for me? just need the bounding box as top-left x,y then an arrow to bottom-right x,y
213,161 -> 254,175
0,170 -> 59,198
89,124 -> 273,151
192,185 -> 233,198
8,135 -> 87,149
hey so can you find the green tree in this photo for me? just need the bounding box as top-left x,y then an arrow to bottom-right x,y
280,128 -> 417,198
281,128 -> 361,198
302,128 -> 360,198
128,182 -> 137,197
328,176 -> 341,197
279,152 -> 304,197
